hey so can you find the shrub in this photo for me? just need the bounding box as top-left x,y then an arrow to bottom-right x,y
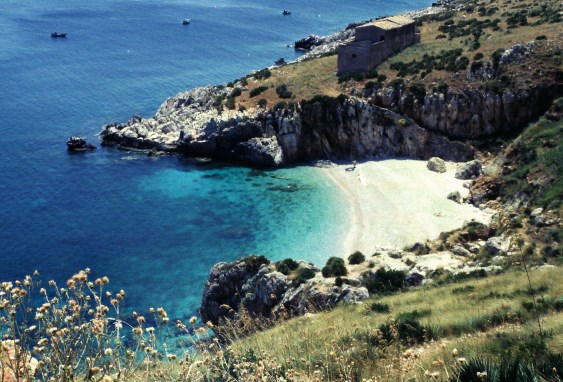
396,309 -> 432,321
294,267 -> 316,285
362,268 -> 406,294
434,82 -> 449,94
389,78 -> 405,89
231,87 -> 242,97
238,105 -> 247,113
348,251 -> 365,265
473,52 -> 484,60
243,255 -> 270,271
253,68 -> 271,80
240,77 -> 248,86
249,86 -> 268,98
379,318 -> 435,344
369,302 -> 390,313
272,101 -> 288,111
276,258 -> 299,275
225,96 -> 236,110
276,84 -> 293,99
322,257 -> 347,277
364,81 -> 377,90
409,82 -> 426,102
334,276 -> 344,287
536,34 -> 547,40
257,98 -> 267,108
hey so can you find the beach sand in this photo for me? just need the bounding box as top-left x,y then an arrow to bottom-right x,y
323,160 -> 493,256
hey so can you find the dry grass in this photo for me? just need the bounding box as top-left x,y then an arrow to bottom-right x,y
231,267 -> 563,380
236,55 -> 341,111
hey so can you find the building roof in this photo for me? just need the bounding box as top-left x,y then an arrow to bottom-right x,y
363,15 -> 415,30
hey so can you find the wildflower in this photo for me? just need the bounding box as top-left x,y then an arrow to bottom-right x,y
189,316 -> 197,325
90,367 -> 101,374
104,348 -> 113,356
476,371 -> 487,379
168,354 -> 177,360
206,321 -> 214,328
452,348 -> 458,356
146,327 -> 155,334
457,357 -> 467,364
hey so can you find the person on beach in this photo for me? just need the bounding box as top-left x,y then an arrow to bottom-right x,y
353,160 -> 357,169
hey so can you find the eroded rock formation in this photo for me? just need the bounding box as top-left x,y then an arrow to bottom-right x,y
101,88 -> 474,166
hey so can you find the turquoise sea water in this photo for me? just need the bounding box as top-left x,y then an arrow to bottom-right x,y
0,0 -> 429,322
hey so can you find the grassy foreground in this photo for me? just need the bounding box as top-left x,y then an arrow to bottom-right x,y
228,267 -> 562,381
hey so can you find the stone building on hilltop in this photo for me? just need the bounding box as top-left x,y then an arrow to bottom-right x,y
337,15 -> 420,75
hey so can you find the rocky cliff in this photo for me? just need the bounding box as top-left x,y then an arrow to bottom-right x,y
199,256 -> 369,326
366,84 -> 560,139
101,87 -> 474,166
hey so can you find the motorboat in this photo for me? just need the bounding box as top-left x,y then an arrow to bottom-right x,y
51,32 -> 67,38
182,19 -> 191,25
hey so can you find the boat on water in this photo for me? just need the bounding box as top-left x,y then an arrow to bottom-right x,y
282,10 -> 291,15
182,19 -> 191,25
51,32 -> 67,38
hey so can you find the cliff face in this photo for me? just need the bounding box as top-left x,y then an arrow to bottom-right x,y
370,84 -> 560,139
101,88 -> 474,166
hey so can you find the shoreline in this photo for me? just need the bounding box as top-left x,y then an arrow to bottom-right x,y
321,159 -> 493,256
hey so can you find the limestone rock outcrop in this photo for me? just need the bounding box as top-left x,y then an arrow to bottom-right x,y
370,84 -> 560,139
199,257 -> 369,326
101,89 -> 474,166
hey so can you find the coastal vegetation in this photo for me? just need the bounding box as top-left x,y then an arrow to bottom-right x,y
2,266 -> 560,381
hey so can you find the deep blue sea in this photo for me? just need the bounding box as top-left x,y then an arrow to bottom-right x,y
0,0 -> 429,323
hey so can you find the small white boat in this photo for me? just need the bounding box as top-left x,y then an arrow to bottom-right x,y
182,19 -> 191,25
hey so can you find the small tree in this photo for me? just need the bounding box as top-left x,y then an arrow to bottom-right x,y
348,251 -> 365,265
322,257 -> 347,277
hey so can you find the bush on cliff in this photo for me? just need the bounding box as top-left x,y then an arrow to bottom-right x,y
276,258 -> 299,275
348,251 -> 365,265
253,68 -> 272,80
362,268 -> 406,294
322,257 -> 347,277
276,84 -> 293,99
250,86 -> 268,98
294,267 -> 316,285
243,255 -> 270,271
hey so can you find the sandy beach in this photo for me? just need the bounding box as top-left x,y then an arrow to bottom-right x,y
323,160 -> 493,256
